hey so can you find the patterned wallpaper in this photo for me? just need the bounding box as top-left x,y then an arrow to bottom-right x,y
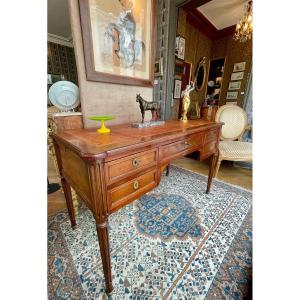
175,8 -> 212,118
174,9 -> 252,116
211,36 -> 252,106
47,42 -> 78,84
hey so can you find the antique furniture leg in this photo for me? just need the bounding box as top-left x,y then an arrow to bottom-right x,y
53,139 -> 77,227
206,152 -> 218,194
213,155 -> 222,178
61,178 -> 77,227
96,222 -> 113,294
166,164 -> 170,176
48,113 -> 80,215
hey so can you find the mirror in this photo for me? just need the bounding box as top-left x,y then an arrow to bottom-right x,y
195,57 -> 207,91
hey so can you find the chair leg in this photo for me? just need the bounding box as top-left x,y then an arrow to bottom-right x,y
213,157 -> 222,178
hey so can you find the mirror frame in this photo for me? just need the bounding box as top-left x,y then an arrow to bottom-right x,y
195,57 -> 207,92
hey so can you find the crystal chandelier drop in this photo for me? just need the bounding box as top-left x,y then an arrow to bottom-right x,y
233,1 -> 253,42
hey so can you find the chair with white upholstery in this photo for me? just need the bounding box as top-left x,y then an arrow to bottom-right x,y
214,103 -> 252,177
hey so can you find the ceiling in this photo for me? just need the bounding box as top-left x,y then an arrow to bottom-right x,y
48,0 -> 71,39
197,0 -> 249,30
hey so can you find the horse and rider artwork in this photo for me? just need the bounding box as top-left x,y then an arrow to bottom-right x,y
136,94 -> 160,123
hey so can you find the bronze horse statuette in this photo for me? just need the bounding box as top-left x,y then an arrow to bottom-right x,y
136,94 -> 160,123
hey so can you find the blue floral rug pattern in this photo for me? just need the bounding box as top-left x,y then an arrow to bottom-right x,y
48,165 -> 252,299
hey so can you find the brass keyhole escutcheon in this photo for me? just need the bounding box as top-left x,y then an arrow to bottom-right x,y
132,158 -> 140,167
133,180 -> 139,190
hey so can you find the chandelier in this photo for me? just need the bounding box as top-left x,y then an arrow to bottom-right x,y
233,1 -> 253,42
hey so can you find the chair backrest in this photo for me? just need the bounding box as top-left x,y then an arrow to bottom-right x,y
215,104 -> 248,141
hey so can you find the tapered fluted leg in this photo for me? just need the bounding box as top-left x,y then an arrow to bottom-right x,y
206,153 -> 218,194
61,178 -> 76,227
96,222 -> 113,294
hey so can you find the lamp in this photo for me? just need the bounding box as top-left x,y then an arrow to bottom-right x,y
233,1 -> 253,43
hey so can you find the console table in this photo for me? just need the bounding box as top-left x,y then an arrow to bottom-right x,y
52,120 -> 222,294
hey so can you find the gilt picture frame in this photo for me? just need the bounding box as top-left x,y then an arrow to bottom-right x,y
78,0 -> 156,86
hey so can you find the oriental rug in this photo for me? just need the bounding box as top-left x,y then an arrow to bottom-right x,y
48,165 -> 252,299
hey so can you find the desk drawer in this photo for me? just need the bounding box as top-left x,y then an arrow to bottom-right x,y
204,129 -> 219,144
160,132 -> 204,161
105,149 -> 157,183
201,141 -> 218,160
107,169 -> 156,212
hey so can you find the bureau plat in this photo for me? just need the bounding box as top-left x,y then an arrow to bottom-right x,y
52,119 -> 222,294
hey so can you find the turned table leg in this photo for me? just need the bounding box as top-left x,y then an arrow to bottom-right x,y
96,222 -> 113,294
61,178 -> 76,227
206,152 -> 218,194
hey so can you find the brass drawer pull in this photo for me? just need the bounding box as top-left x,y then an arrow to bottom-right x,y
133,180 -> 139,190
132,158 -> 140,167
185,141 -> 192,147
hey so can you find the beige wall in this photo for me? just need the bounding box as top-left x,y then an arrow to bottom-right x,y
68,0 -> 153,128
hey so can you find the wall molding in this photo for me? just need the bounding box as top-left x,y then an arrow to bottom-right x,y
47,33 -> 73,47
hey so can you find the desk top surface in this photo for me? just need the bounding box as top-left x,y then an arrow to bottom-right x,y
53,120 -> 220,159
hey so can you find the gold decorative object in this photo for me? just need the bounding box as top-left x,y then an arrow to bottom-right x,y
233,1 -> 253,43
180,81 -> 195,121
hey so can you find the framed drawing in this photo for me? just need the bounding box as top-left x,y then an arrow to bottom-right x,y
233,62 -> 246,72
78,0 -> 156,86
154,58 -> 163,76
174,59 -> 185,77
231,71 -> 244,81
173,79 -> 182,99
228,81 -> 241,90
177,37 -> 185,60
175,36 -> 180,53
226,91 -> 238,99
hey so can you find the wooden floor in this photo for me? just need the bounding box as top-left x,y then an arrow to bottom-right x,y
47,154 -> 252,216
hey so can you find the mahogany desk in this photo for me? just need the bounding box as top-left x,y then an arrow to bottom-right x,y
52,120 -> 222,294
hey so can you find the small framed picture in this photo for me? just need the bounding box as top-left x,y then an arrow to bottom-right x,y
154,58 -> 163,76
228,81 -> 241,90
226,91 -> 238,100
174,60 -> 185,77
177,37 -> 185,60
233,62 -> 246,72
175,36 -> 180,52
231,72 -> 244,81
173,79 -> 182,99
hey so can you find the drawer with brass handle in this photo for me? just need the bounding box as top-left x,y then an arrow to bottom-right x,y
160,132 -> 204,162
107,169 -> 157,213
132,158 -> 141,167
105,149 -> 157,184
